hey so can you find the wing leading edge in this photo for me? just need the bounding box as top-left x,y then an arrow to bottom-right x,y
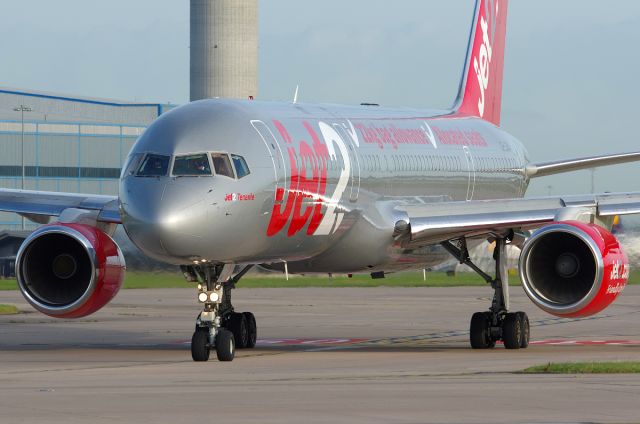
526,151 -> 640,178
398,192 -> 640,247
0,188 -> 120,224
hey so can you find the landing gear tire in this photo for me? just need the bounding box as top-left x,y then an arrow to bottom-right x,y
187,264 -> 254,362
215,329 -> 235,362
443,238 -> 532,351
516,311 -> 530,348
191,329 -> 210,362
243,312 -> 257,348
502,312 -> 523,349
470,312 -> 495,349
227,312 -> 249,349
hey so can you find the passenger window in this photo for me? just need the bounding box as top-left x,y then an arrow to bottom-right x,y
211,153 -> 235,178
173,153 -> 212,176
232,154 -> 250,179
137,154 -> 170,177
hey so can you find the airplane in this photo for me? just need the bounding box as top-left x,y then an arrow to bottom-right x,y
2,0 -> 640,362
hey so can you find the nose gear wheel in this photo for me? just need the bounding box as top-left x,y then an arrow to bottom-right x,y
183,264 -> 257,362
215,329 -> 235,362
191,328 -> 210,361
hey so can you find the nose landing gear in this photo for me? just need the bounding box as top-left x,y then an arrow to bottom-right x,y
183,264 -> 256,362
442,237 -> 530,350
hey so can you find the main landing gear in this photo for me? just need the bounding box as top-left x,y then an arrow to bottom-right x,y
181,264 -> 257,362
442,237 -> 530,350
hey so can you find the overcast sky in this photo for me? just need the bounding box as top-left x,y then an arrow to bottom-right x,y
2,1 -> 640,197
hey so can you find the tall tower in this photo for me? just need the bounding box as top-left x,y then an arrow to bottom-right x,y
190,0 -> 258,101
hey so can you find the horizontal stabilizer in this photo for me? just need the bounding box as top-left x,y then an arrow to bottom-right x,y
526,151 -> 640,178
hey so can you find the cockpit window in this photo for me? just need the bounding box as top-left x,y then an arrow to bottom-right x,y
122,153 -> 144,178
136,154 -> 170,177
172,153 -> 212,176
211,153 -> 235,178
231,154 -> 250,179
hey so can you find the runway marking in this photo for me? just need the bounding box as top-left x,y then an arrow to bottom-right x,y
174,338 -> 368,347
257,338 -> 368,346
253,337 -> 640,350
531,339 -> 640,346
172,314 -> 632,350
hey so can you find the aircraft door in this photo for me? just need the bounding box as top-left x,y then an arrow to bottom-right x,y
251,120 -> 287,197
463,146 -> 476,201
334,123 -> 361,202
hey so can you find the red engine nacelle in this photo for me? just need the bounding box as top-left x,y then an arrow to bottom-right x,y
16,223 -> 126,318
519,221 -> 628,318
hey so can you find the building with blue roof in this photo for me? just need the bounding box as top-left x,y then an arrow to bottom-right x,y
0,87 -> 175,230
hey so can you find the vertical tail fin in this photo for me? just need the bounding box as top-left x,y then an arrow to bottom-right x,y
453,0 -> 509,126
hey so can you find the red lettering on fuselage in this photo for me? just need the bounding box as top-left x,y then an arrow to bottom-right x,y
431,127 -> 488,147
225,193 -> 255,202
266,121 -> 296,236
354,122 -> 488,150
267,120 -> 328,237
266,119 -> 489,238
303,122 -> 329,235
355,123 -> 436,150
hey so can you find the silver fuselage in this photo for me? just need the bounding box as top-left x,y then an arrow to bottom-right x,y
120,99 -> 529,273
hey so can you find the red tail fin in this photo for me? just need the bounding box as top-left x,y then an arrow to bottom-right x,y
454,0 -> 508,126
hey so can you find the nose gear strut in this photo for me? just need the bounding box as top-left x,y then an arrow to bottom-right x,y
442,237 -> 530,350
182,263 -> 257,362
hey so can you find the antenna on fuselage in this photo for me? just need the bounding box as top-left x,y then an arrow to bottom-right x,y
293,85 -> 300,104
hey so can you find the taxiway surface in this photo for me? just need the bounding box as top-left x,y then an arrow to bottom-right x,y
1,284 -> 640,423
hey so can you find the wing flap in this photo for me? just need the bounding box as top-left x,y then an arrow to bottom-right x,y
596,194 -> 640,216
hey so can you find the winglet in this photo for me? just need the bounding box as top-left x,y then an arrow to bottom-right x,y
453,0 -> 509,127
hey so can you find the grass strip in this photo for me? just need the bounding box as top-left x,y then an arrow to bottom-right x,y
0,272 -> 491,290
522,362 -> 640,374
0,304 -> 18,315
1,270 -> 639,290
118,272 -> 495,289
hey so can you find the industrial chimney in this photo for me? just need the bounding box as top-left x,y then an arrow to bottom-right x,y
190,0 -> 258,101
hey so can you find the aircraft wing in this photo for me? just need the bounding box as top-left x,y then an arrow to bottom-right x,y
525,151 -> 640,178
0,188 -> 120,224
397,192 -> 640,247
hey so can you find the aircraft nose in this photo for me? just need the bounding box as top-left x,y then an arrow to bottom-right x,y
120,178 -> 210,263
